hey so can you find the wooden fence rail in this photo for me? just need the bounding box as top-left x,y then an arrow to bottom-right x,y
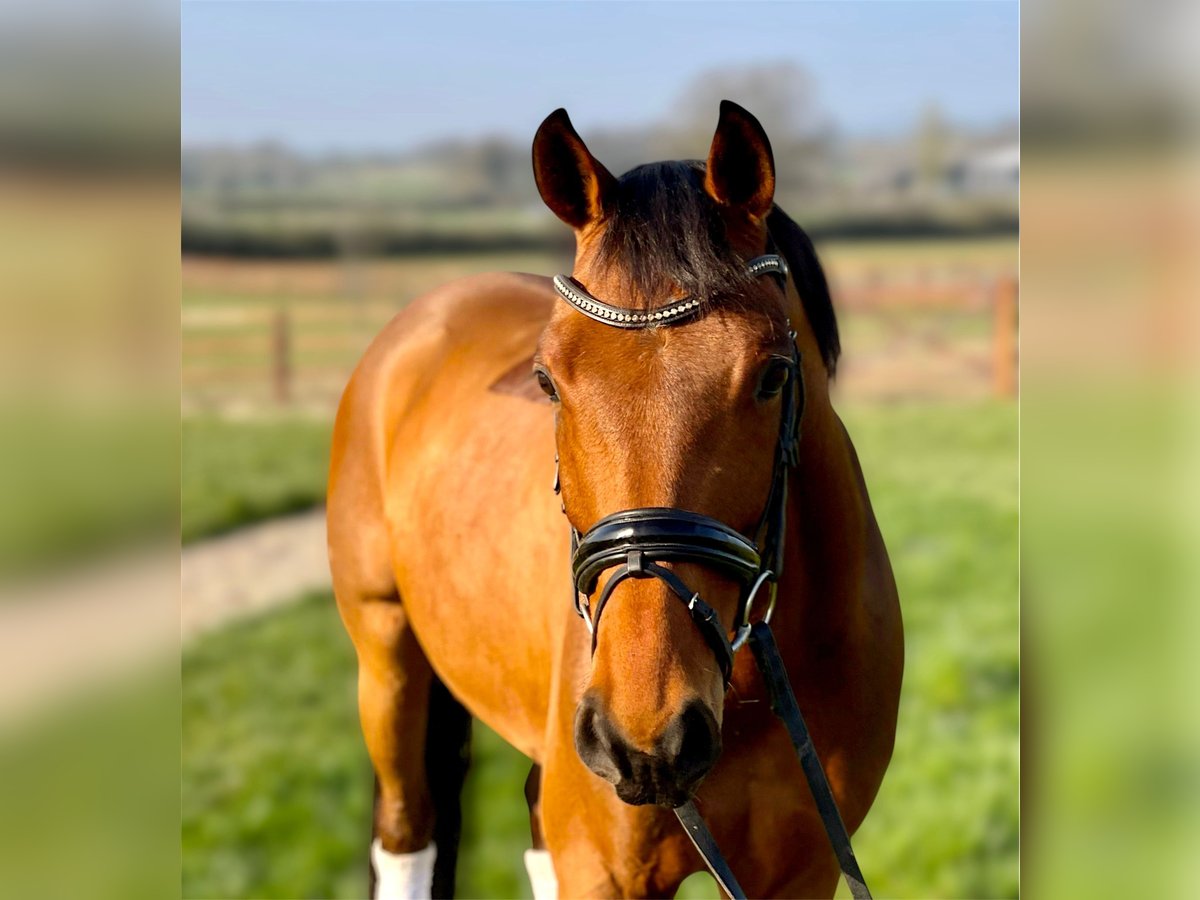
182,275 -> 1018,409
991,276 -> 1018,397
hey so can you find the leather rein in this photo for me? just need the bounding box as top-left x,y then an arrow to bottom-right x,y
549,249 -> 873,899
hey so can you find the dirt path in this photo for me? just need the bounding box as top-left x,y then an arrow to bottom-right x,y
181,507 -> 330,640
0,508 -> 330,725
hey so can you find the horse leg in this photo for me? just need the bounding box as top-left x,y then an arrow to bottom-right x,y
337,590 -> 444,899
425,676 -> 472,898
523,764 -> 558,899
524,765 -> 544,848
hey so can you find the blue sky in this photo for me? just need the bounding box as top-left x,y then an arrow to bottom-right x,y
182,1 -> 1018,153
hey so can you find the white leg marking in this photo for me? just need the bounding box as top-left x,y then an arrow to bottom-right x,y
371,838 -> 436,900
524,848 -> 558,900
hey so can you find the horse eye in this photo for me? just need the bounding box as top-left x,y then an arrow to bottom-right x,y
756,359 -> 791,400
534,368 -> 559,401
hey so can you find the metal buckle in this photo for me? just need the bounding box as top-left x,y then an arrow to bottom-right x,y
731,624 -> 751,653
575,592 -> 594,634
731,569 -> 774,652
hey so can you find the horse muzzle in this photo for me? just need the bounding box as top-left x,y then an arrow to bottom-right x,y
574,690 -> 722,808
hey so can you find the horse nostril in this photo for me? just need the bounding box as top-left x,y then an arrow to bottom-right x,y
573,692 -> 624,784
574,694 -> 720,805
668,701 -> 722,784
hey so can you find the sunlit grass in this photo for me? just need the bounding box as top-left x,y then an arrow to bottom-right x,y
181,416 -> 332,543
842,399 -> 1019,899
0,663 -> 179,899
0,405 -> 175,580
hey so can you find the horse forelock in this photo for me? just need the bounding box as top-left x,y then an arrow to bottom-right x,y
589,160 -> 841,375
592,160 -> 752,309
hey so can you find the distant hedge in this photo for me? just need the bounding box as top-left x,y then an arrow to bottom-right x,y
181,222 -> 573,258
182,213 -> 1018,259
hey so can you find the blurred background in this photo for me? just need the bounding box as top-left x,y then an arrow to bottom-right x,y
52,0 -> 1200,898
5,0 -> 1195,894
177,4 -> 1019,899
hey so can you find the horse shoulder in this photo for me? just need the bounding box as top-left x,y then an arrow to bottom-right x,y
327,270 -> 555,599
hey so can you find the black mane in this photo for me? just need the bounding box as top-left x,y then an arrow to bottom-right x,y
766,204 -> 841,375
593,160 -> 840,375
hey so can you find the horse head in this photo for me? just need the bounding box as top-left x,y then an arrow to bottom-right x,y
531,101 -> 819,808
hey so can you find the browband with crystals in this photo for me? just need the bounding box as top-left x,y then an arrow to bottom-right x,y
553,254 -> 788,329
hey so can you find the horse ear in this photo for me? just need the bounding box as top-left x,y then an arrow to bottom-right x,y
532,108 -> 617,230
704,100 -> 776,221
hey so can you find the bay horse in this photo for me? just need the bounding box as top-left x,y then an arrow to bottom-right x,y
327,101 -> 903,899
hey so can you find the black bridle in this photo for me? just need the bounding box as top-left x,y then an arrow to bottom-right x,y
549,248 -> 873,899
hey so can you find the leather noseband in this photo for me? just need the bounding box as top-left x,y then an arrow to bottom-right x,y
572,509 -> 763,683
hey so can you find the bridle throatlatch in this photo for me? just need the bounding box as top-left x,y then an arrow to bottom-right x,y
549,250 -> 873,900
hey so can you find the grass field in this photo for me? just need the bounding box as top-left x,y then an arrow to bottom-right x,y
181,416 -> 332,543
0,664 -> 179,900
0,406 -> 175,580
181,398 -> 1018,899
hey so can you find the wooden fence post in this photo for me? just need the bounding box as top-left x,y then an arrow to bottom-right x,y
992,276 -> 1018,397
272,307 -> 292,405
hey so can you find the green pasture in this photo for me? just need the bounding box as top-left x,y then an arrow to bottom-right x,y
182,398 -> 1018,899
0,405 -> 175,581
181,416 -> 332,543
0,664 -> 180,900
0,410 -> 328,572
